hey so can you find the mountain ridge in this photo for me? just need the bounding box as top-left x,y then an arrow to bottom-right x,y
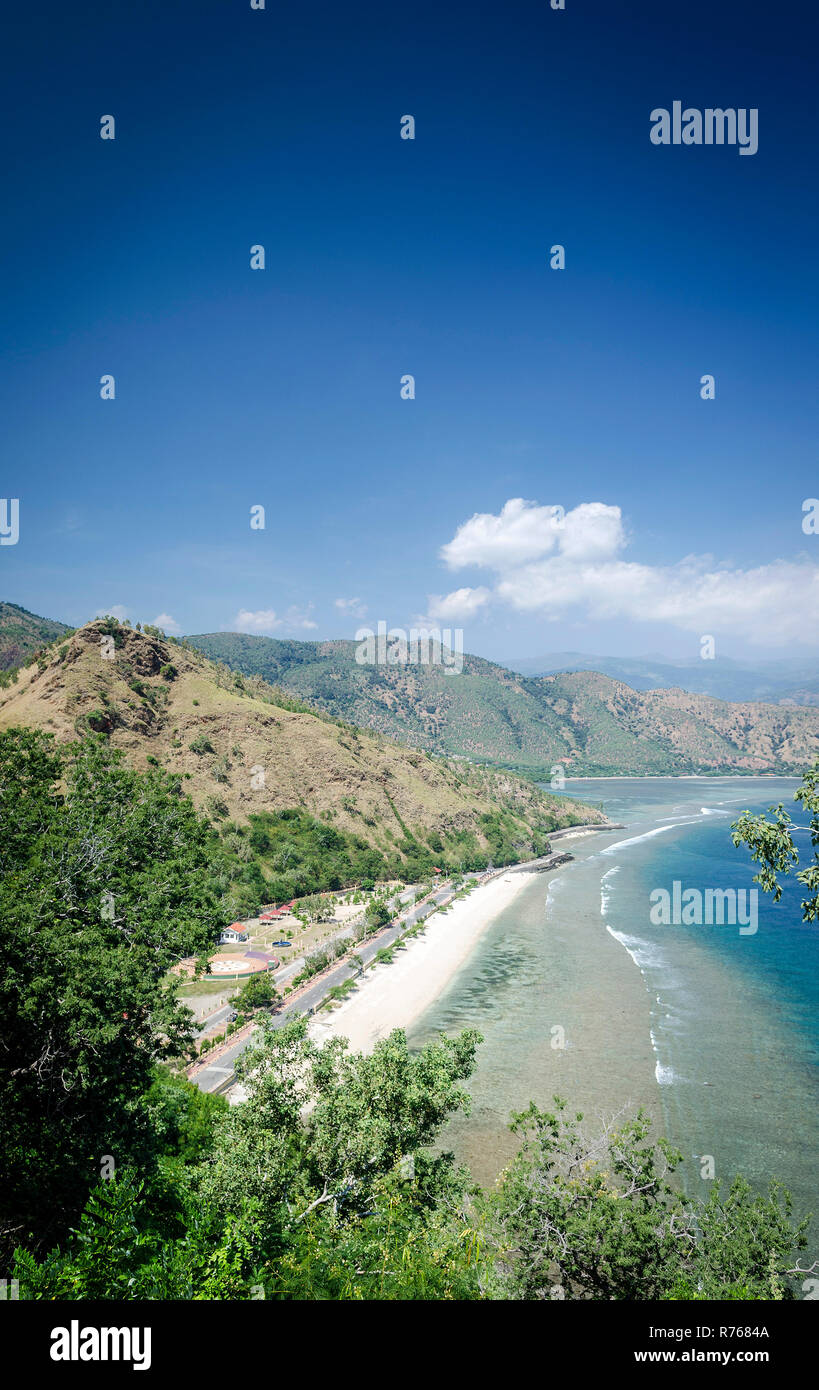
186,631 -> 819,777
0,619 -> 603,879
507,649 -> 819,706
2,605 -> 816,780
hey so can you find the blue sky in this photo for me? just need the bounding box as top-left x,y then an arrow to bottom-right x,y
1,0 -> 817,663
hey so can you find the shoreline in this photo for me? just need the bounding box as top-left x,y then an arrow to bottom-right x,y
566,773 -> 795,781
308,870 -> 539,1054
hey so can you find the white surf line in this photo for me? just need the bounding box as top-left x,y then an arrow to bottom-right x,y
599,800 -> 737,857
597,816 -> 700,1086
598,823 -> 678,855
715,791 -> 799,806
603,923 -> 677,1088
599,864 -> 620,915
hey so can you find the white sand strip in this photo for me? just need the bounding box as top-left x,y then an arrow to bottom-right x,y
308,871 -> 538,1054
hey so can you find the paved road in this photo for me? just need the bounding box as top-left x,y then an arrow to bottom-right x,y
191,877 -> 468,1093
198,1002 -> 233,1033
193,887 -> 423,1034
191,824 -> 618,1094
270,882 -> 423,987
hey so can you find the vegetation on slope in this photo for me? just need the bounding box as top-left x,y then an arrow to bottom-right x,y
4,606 -> 813,777
512,649 -> 819,706
0,601 -> 72,674
2,730 -> 814,1299
187,631 -> 819,777
0,621 -> 603,919
0,728 -> 221,1254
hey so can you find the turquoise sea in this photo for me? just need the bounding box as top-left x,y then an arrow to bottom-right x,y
407,778 -> 818,1229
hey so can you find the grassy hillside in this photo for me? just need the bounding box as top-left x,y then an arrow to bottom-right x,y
0,620 -> 603,903
0,601 -> 72,671
187,632 -> 819,777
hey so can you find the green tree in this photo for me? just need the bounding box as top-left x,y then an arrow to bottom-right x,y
233,972 -> 277,1021
487,1098 -> 808,1301
197,1019 -> 481,1248
145,1066 -> 228,1166
365,899 -> 391,931
731,759 -> 819,920
0,729 -> 221,1258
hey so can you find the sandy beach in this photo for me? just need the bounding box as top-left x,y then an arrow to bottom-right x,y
308,871 -> 538,1054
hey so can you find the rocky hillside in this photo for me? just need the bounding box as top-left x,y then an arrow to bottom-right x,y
0,621 -> 603,869
187,633 -> 819,777
537,671 -> 818,776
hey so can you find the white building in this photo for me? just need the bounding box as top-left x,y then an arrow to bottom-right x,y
219,924 -> 249,945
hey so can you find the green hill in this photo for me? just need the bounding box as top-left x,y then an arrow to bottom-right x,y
0,601 -> 72,670
0,620 -> 604,900
3,607 -> 814,779
187,632 -> 819,777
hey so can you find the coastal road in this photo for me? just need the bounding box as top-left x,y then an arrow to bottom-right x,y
190,825 -> 619,1094
191,876 -> 470,1093
198,1002 -> 233,1033
270,881 -> 425,988
194,885 -> 424,1034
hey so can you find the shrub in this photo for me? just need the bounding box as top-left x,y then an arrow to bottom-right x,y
189,735 -> 216,755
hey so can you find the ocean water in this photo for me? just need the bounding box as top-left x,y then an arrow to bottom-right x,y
407,778 -> 818,1227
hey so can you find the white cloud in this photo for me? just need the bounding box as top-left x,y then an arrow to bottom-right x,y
334,597 -> 368,619
438,499 -> 819,648
153,612 -> 181,635
423,587 -> 492,624
441,498 -> 576,570
233,605 -> 317,635
234,609 -> 283,633
557,502 -> 626,561
95,604 -> 128,621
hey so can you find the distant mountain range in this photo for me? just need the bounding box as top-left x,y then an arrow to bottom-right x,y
186,632 -> 819,777
506,651 -> 819,706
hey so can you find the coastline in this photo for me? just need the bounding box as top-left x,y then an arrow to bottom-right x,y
566,773 -> 791,780
308,870 -> 539,1054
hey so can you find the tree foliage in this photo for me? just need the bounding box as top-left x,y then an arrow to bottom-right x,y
488,1099 -> 807,1301
731,759 -> 819,921
0,728 -> 221,1257
5,733 -> 813,1300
